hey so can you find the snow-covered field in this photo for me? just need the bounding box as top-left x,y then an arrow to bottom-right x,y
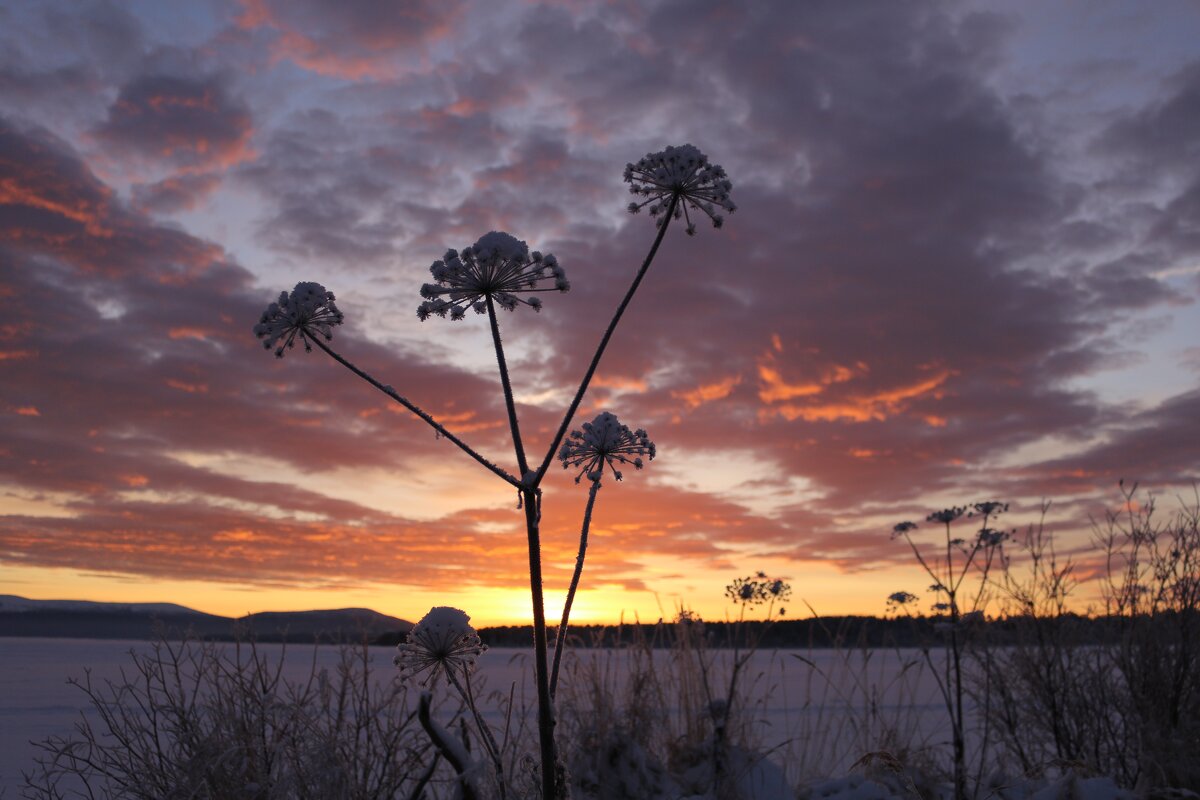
1,638 -> 949,797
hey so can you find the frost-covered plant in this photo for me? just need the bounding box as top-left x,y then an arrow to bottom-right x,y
395,606 -> 487,686
396,606 -> 507,799
23,637 -> 428,800
252,144 -> 732,800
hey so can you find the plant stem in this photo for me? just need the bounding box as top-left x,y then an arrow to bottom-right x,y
550,479 -> 601,700
447,668 -> 507,800
416,691 -> 478,800
486,297 -> 529,478
522,485 -> 559,799
311,337 -> 520,488
535,194 -> 679,484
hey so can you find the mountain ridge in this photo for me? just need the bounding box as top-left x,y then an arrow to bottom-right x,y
0,594 -> 413,643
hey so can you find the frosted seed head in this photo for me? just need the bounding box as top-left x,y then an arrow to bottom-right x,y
394,606 -> 486,686
253,281 -> 343,358
624,144 -> 734,234
558,411 -> 656,485
416,231 -> 567,320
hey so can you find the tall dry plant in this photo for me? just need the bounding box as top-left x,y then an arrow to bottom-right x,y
983,484 -> 1200,791
887,501 -> 1010,800
252,145 -> 733,798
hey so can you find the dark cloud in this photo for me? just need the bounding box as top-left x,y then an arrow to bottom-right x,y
131,172 -> 222,213
1098,59 -> 1200,174
0,2 -> 144,108
92,72 -> 254,172
235,108 -> 447,265
1004,389 -> 1200,497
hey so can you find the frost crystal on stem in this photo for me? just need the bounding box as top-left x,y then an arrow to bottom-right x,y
253,282 -> 344,357
624,143 -> 735,235
417,231 -> 568,321
558,411 -> 655,483
393,606 -> 486,686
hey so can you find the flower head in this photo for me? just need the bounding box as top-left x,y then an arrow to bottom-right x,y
725,573 -> 792,607
253,282 -> 344,357
886,590 -> 918,610
624,144 -> 734,235
891,521 -> 918,539
970,500 -> 1008,519
927,506 -> 966,525
558,411 -> 655,483
977,527 -> 1009,547
393,606 -> 486,686
417,231 -> 568,321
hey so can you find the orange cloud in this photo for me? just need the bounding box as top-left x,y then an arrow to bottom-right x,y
756,345 -> 954,424
168,327 -> 213,340
673,375 -> 741,409
762,370 -> 954,423
757,354 -> 864,403
593,374 -> 648,392
166,379 -> 209,394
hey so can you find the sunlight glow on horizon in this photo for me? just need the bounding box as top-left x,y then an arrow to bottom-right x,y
2,556 -> 1108,628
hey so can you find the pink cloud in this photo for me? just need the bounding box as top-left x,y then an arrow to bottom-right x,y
235,0 -> 467,80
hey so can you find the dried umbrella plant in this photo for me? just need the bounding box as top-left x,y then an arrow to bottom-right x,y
253,143 -> 734,799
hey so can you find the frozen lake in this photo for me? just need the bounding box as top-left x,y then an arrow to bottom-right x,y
1,638 -> 949,796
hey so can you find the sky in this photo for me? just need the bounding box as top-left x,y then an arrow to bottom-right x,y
1,0 -> 1199,626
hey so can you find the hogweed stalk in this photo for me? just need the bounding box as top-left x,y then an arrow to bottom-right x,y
253,144 -> 732,800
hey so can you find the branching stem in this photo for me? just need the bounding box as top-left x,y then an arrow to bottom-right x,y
311,337 -> 521,488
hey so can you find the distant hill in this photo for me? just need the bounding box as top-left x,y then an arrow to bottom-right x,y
0,595 -> 412,643
0,594 -> 205,616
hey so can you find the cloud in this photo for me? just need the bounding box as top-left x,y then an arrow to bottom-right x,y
0,2 -> 144,128
234,0 -> 467,79
92,72 -> 255,173
1098,59 -> 1200,176
131,172 -> 223,213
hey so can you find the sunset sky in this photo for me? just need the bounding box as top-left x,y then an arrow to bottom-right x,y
2,0 -> 1199,626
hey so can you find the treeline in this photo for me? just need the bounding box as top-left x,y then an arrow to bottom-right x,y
465,612 -> 1171,650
